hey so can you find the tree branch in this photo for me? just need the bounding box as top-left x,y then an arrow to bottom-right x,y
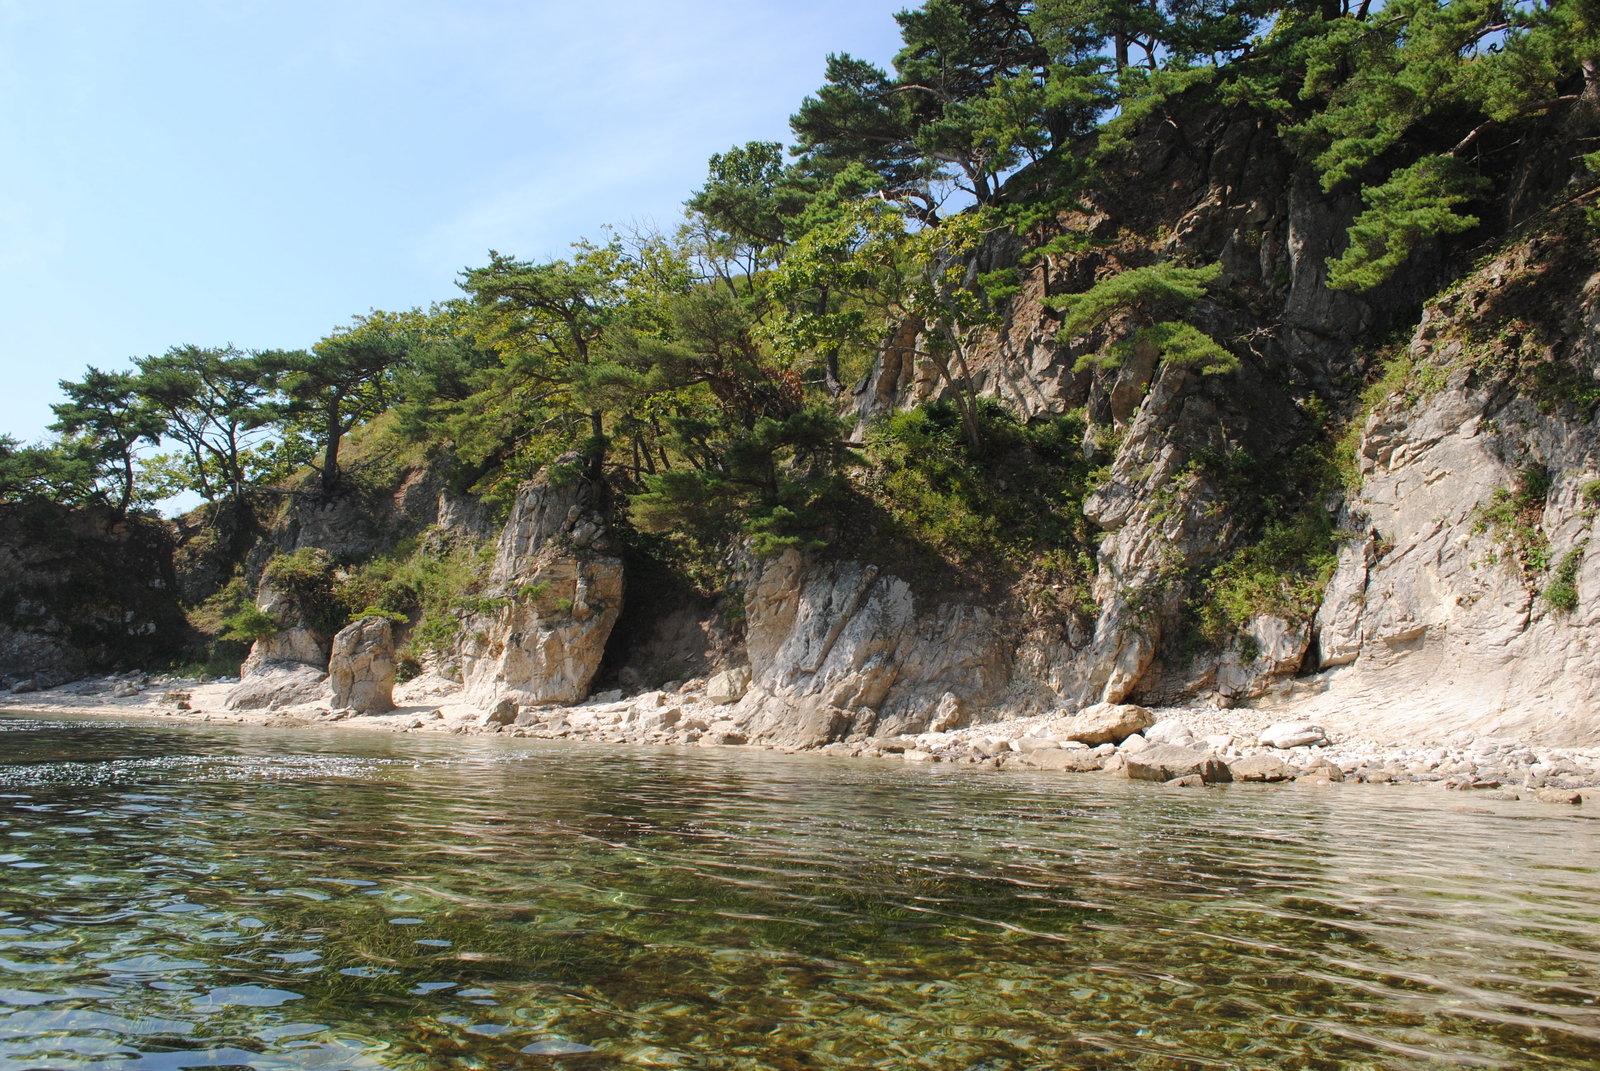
1450,96 -> 1579,156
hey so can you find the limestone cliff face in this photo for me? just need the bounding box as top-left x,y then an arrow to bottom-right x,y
1295,227 -> 1600,744
458,467 -> 623,706
719,112 -> 1600,746
731,551 -> 1024,745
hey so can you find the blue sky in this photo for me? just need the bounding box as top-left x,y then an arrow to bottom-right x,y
0,1 -> 907,442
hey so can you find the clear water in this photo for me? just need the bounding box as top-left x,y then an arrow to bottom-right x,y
0,713 -> 1597,1070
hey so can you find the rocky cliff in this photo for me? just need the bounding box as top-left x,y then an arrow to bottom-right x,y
9,106 -> 1599,750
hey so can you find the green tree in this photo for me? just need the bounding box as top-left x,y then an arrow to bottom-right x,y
770,201 -> 1001,450
132,344 -> 279,506
457,242 -> 641,482
49,367 -> 166,518
268,311 -> 415,496
0,437 -> 99,507
1053,261 -> 1237,374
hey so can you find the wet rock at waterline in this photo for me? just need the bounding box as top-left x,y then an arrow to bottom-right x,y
1124,744 -> 1233,784
1231,754 -> 1296,783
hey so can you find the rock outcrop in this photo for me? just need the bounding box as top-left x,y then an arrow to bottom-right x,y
458,464 -> 623,707
731,550 -> 1024,745
1283,226 -> 1600,745
0,504 -> 186,686
227,580 -> 333,712
328,617 -> 397,714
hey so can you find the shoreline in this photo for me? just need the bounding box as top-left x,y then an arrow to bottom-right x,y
6,671 -> 1595,804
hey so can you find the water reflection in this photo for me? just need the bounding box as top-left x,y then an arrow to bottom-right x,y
0,712 -> 1596,1069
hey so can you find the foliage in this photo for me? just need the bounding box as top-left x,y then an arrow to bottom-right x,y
0,437 -> 99,507
1473,466 -> 1554,582
335,534 -> 495,659
861,399 -> 1096,601
50,367 -> 166,518
1053,262 -> 1236,373
1194,508 -> 1340,642
1327,157 -> 1489,291
132,345 -> 283,504
1543,545 -> 1585,612
261,547 -> 346,635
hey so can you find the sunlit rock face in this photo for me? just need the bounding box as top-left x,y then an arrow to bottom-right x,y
459,463 -> 623,708
329,616 -> 396,714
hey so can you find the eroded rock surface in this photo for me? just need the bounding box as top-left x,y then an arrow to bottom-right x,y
329,617 -> 396,714
459,465 -> 623,707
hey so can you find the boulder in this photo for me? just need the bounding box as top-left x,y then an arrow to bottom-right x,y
484,697 -> 519,727
328,617 -> 397,714
705,666 -> 752,705
1118,732 -> 1151,753
1059,703 -> 1155,746
1257,721 -> 1329,749
1124,744 -> 1233,784
224,661 -> 327,711
637,706 -> 682,732
1144,721 -> 1197,747
1532,788 -> 1583,805
1230,754 -> 1295,783
110,681 -> 141,698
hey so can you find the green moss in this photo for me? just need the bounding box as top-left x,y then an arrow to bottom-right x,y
1473,466 -> 1554,585
1542,546 -> 1584,613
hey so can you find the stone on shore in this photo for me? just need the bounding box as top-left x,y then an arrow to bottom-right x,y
1231,754 -> 1295,783
224,661 -> 327,711
328,617 -> 397,714
1061,703 -> 1155,746
1124,744 -> 1233,784
1257,721 -> 1328,749
705,666 -> 751,706
1145,721 -> 1197,747
484,697 -> 519,726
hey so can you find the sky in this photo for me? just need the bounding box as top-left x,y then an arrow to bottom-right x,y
0,0 -> 908,443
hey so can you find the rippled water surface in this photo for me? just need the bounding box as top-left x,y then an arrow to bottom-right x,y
0,713 -> 1598,1069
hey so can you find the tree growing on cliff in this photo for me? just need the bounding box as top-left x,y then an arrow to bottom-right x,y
1053,262 -> 1238,374
0,437 -> 99,508
768,200 -> 1000,450
49,368 -> 166,520
267,312 -> 414,497
132,345 -> 282,509
457,243 -> 640,485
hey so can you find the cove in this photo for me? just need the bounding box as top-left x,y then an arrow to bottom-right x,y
0,712 -> 1597,1070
